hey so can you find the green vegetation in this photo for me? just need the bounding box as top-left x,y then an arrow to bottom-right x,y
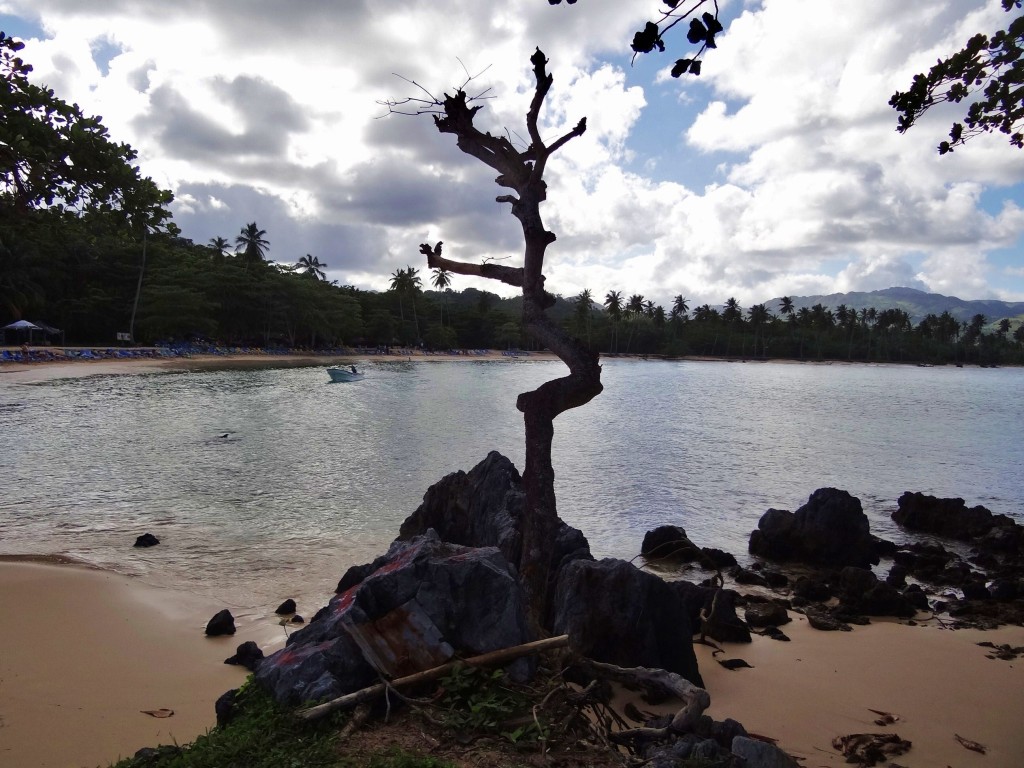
107,682 -> 455,768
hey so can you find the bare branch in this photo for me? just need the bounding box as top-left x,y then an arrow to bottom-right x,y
419,242 -> 523,289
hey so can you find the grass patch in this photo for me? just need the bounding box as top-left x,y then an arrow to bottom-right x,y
109,680 -> 450,768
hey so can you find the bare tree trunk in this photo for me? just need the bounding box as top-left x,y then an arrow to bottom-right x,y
413,50 -> 599,626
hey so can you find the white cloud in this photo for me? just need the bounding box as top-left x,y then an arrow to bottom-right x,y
6,0 -> 1023,305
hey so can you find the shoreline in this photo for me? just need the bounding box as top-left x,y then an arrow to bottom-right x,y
2,559 -> 1022,767
0,348 -> 998,387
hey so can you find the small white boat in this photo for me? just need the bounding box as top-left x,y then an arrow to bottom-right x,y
327,366 -> 365,383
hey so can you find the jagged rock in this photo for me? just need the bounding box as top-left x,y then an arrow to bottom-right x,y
744,602 -> 791,628
748,488 -> 880,569
396,451 -> 592,587
256,532 -> 533,705
670,581 -> 751,643
552,558 -> 704,686
836,568 -> 917,618
701,547 -> 738,569
885,563 -> 908,588
732,566 -> 769,587
732,735 -> 800,767
792,575 -> 832,602
760,625 -> 791,641
204,609 -> 236,636
804,606 -> 852,632
989,578 -> 1018,601
893,492 -> 1018,542
275,599 -> 296,615
903,584 -> 929,611
224,640 -> 264,671
133,533 -> 159,548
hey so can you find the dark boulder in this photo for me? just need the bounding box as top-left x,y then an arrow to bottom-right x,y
748,488 -> 880,569
989,578 -> 1019,602
732,735 -> 800,767
892,492 -> 1018,542
792,575 -> 832,602
962,579 -> 991,601
552,558 -> 704,686
214,688 -> 238,727
205,609 -> 236,636
837,567 -> 917,618
224,640 -> 264,671
256,531 -> 533,705
731,566 -> 769,587
275,599 -> 296,615
134,533 -> 159,548
903,583 -> 929,611
641,525 -> 701,561
397,451 -> 592,583
701,547 -> 738,570
803,606 -> 852,632
744,602 -> 791,628
670,581 -> 751,643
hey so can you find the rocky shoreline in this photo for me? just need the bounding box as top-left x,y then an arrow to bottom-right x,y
204,453 -> 1022,767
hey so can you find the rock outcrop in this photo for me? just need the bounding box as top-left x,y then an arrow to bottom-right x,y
552,558 -> 705,687
256,531 -> 533,705
748,488 -> 881,569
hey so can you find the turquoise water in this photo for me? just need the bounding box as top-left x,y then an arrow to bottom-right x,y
1,359 -> 1021,612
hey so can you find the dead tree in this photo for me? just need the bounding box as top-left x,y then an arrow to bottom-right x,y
416,49 -> 602,625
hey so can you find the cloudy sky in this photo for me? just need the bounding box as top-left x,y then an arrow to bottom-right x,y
3,0 -> 1023,308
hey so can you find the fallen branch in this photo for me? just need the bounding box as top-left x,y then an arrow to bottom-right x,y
570,658 -> 710,739
296,634 -> 569,721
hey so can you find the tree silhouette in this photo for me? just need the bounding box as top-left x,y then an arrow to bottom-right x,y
890,0 -> 1023,154
235,222 -> 269,267
414,50 -> 598,622
296,253 -> 327,280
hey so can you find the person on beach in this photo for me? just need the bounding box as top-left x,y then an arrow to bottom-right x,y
350,365 -> 358,374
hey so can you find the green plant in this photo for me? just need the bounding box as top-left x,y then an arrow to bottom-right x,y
435,665 -> 542,742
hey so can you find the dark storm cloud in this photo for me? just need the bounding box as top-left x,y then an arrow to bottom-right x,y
137,76 -> 308,162
172,182 -> 386,276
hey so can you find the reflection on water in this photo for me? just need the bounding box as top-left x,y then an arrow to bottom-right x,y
1,359 -> 1021,611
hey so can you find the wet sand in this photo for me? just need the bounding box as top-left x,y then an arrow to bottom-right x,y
0,560 -> 252,768
696,615 -> 1024,766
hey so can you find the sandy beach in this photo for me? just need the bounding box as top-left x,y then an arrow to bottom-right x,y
2,351 -> 1023,767
0,559 -> 252,768
3,558 -> 1022,768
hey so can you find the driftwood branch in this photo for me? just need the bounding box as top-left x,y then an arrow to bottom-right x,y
419,242 -> 524,289
296,634 -> 569,722
571,658 -> 710,737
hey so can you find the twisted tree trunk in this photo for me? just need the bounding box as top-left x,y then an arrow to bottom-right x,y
417,50 -> 602,625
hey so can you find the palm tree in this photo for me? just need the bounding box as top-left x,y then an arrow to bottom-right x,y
389,266 -> 422,345
296,254 -> 327,280
208,236 -> 231,260
573,288 -> 593,348
624,294 -> 645,353
604,290 -> 623,352
432,267 -> 452,329
671,295 -> 689,320
235,222 -> 269,267
747,303 -> 771,357
779,296 -> 794,319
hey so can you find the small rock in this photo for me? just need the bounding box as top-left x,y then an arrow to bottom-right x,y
289,614 -> 305,624
205,609 -> 236,636
274,599 -> 296,615
745,602 -> 791,628
804,607 -> 852,632
731,735 -> 800,767
224,640 -> 264,671
134,533 -> 159,548
215,688 -> 238,726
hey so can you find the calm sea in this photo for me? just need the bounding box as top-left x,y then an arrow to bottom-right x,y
1,359 -> 1021,617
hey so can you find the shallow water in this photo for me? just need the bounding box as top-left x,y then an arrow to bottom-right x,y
1,358 -> 1020,612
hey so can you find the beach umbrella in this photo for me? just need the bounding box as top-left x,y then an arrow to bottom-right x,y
2,320 -> 42,331
2,320 -> 42,346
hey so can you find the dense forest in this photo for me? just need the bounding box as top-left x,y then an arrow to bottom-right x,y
4,213 -> 1024,367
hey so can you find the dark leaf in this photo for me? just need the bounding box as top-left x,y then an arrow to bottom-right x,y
687,18 -> 707,45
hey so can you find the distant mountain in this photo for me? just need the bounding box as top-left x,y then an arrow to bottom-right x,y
761,287 -> 1024,326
